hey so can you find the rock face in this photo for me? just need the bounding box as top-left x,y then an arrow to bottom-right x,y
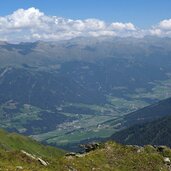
38,158 -> 49,166
155,146 -> 167,153
21,150 -> 37,160
80,143 -> 100,153
164,157 -> 171,164
21,150 -> 49,166
65,152 -> 77,156
16,166 -> 23,170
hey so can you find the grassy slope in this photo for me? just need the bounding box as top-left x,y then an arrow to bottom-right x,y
0,129 -> 66,171
0,129 -> 65,158
0,129 -> 170,171
61,142 -> 170,171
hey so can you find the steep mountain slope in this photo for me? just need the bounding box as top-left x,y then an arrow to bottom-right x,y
111,98 -> 171,146
0,129 -> 65,158
1,37 -> 171,147
0,129 -> 66,170
1,136 -> 171,171
123,97 -> 171,127
111,115 -> 171,147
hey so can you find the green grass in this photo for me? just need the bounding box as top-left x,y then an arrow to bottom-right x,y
0,130 -> 170,171
0,129 -> 65,159
32,113 -> 118,146
60,142 -> 170,171
0,129 -> 66,171
46,128 -> 115,146
1,77 -> 171,149
0,103 -> 42,133
130,78 -> 171,101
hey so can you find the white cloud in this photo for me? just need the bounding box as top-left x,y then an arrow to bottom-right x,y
110,22 -> 136,31
0,7 -> 171,42
89,30 -> 116,37
150,29 -> 162,36
159,19 -> 171,30
84,19 -> 106,30
149,19 -> 171,37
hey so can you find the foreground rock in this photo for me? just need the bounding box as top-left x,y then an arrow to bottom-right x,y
21,150 -> 49,166
80,142 -> 100,152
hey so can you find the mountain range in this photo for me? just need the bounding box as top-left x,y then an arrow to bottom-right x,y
0,36 -> 171,148
1,36 -> 171,170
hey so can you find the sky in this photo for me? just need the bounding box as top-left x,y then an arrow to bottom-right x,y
0,0 -> 171,42
1,0 -> 171,28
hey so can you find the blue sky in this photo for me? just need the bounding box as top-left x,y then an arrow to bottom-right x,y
0,0 -> 171,42
1,0 -> 171,28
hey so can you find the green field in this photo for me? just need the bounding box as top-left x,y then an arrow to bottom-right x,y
1,77 -> 171,148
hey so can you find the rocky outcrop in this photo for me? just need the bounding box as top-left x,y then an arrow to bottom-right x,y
16,166 -> 23,170
38,157 -> 49,166
21,150 -> 49,166
164,157 -> 170,164
65,152 -> 77,157
154,145 -> 168,153
80,142 -> 100,152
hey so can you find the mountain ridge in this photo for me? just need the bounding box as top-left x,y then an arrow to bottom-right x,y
1,36 -> 171,148
110,97 -> 171,147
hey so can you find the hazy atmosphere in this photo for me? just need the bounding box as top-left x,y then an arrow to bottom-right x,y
0,1 -> 171,171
